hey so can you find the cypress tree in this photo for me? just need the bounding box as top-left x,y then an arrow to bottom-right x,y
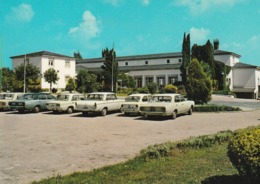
180,33 -> 190,85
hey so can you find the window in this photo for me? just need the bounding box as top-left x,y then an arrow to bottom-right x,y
145,61 -> 148,65
168,75 -> 178,84
65,75 -> 70,83
65,60 -> 70,68
125,62 -> 128,66
157,76 -> 165,87
167,59 -> 170,64
145,76 -> 154,85
135,77 -> 142,88
48,59 -> 54,66
39,94 -> 47,100
178,59 -> 182,63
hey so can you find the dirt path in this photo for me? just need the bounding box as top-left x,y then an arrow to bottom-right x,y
0,97 -> 260,184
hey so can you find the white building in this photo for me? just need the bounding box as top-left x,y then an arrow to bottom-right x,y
76,49 -> 260,99
11,51 -> 76,91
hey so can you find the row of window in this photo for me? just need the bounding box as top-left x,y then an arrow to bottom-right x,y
124,59 -> 182,66
48,59 -> 71,68
134,75 -> 178,88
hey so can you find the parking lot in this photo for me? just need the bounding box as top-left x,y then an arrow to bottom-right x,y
0,95 -> 260,184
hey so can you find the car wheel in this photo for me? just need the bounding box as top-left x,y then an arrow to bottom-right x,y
101,108 -> 107,116
188,107 -> 193,115
82,112 -> 88,116
18,109 -> 24,113
171,111 -> 177,119
67,107 -> 73,114
33,106 -> 40,113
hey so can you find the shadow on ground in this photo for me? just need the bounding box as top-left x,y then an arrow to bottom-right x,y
202,175 -> 257,184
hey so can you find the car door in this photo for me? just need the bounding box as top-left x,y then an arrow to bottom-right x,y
38,94 -> 47,109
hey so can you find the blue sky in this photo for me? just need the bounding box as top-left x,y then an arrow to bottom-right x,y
1,0 -> 259,68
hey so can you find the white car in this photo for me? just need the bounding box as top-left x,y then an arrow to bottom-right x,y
120,94 -> 152,115
46,93 -> 85,114
0,92 -> 24,110
139,94 -> 195,119
76,92 -> 125,116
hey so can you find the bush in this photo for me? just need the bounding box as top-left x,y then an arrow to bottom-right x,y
193,104 -> 241,112
164,84 -> 178,93
140,143 -> 172,161
147,82 -> 157,94
177,131 -> 234,149
136,86 -> 149,93
227,128 -> 260,182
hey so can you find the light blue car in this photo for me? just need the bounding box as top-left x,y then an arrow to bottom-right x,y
8,93 -> 56,113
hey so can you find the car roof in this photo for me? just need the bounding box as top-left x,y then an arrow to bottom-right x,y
128,93 -> 150,97
152,93 -> 180,97
88,92 -> 115,95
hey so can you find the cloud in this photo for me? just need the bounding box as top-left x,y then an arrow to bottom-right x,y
174,0 -> 246,15
189,27 -> 210,44
69,11 -> 100,41
248,34 -> 260,48
6,3 -> 35,22
142,0 -> 150,6
102,0 -> 123,6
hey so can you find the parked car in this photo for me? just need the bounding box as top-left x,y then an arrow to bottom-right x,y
76,92 -> 125,116
46,92 -> 85,114
120,94 -> 152,115
0,92 -> 24,110
139,94 -> 195,119
8,93 -> 56,113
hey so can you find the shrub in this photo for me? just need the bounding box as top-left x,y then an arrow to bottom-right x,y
136,86 -> 149,93
193,104 -> 241,112
227,128 -> 260,182
147,82 -> 157,94
140,143 -> 172,161
164,84 -> 178,93
177,131 -> 234,149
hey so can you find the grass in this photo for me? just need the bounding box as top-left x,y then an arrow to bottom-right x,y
32,128 -> 259,184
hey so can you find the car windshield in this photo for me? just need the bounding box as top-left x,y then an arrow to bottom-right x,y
23,94 -> 39,100
57,95 -> 70,101
87,94 -> 104,101
1,94 -> 14,100
152,96 -> 172,102
125,96 -> 140,102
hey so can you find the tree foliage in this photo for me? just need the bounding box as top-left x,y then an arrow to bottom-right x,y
118,72 -> 136,88
186,59 -> 212,104
1,67 -> 22,92
192,40 -> 215,79
65,77 -> 76,92
101,48 -> 118,92
14,63 -> 41,92
43,68 -> 59,91
180,33 -> 190,85
147,82 -> 158,94
76,70 -> 100,93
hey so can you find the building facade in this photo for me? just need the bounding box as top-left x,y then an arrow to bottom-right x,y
11,51 -> 76,91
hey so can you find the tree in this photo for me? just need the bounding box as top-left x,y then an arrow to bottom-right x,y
43,68 -> 59,92
185,58 -> 212,104
14,63 -> 41,92
180,33 -> 190,85
192,40 -> 215,79
76,70 -> 100,93
65,77 -> 76,92
101,48 -> 118,92
1,67 -> 22,92
118,72 -> 136,88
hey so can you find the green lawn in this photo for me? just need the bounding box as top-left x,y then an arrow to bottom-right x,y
32,128 -> 258,184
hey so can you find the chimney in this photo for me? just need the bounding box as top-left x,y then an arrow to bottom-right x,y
213,39 -> 219,50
